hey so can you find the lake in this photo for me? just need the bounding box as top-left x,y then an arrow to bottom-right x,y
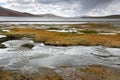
0,16 -> 120,24
0,37 -> 120,71
0,17 -> 120,72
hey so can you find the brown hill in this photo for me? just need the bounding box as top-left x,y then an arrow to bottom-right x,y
0,6 -> 61,17
82,15 -> 120,18
38,13 -> 61,18
104,15 -> 120,18
0,6 -> 35,16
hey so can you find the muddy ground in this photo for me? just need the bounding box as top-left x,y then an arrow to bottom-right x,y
0,65 -> 120,80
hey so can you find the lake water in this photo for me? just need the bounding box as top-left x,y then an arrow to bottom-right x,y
0,17 -> 120,24
0,37 -> 120,72
0,17 -> 120,72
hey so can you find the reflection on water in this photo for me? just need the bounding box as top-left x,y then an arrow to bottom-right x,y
0,38 -> 120,72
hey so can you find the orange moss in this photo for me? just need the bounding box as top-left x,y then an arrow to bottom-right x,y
80,65 -> 107,77
79,65 -> 120,80
6,28 -> 120,47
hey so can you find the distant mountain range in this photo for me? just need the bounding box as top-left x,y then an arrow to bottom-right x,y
0,6 -> 60,17
0,6 -> 120,18
0,6 -> 34,16
82,15 -> 120,19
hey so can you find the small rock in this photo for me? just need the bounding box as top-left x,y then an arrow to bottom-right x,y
21,44 -> 34,49
0,44 -> 6,48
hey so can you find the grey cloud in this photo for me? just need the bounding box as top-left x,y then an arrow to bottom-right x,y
7,0 -> 113,11
33,0 -> 113,14
79,0 -> 112,12
7,0 -> 34,3
35,0 -> 63,4
34,0 -> 77,4
6,0 -> 79,4
2,0 -> 120,17
5,0 -> 113,6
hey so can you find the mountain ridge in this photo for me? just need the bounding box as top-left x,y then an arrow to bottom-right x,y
0,6 -> 34,16
0,6 -> 60,17
0,6 -> 120,18
82,15 -> 120,18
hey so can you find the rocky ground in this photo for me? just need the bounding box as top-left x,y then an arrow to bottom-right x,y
0,65 -> 120,80
57,65 -> 120,80
0,67 -> 62,80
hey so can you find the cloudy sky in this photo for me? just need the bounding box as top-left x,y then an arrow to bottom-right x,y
0,0 -> 120,17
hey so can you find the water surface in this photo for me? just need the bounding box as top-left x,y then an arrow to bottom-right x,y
0,37 -> 120,72
0,17 -> 120,24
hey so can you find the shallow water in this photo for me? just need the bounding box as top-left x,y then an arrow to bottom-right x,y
0,37 -> 120,72
0,17 -> 120,24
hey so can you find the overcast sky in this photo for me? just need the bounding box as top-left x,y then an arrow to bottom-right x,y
0,0 -> 120,17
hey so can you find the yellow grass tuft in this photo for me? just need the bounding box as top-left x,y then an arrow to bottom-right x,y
5,28 -> 120,47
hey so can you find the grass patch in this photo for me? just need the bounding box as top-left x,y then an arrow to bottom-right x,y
80,30 -> 99,34
21,44 -> 34,49
69,23 -> 120,33
46,27 -> 61,30
3,28 -> 120,48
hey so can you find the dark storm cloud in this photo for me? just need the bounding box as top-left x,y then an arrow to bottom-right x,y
35,0 -> 78,4
35,0 -> 112,6
35,0 -> 113,12
36,0 -> 112,4
35,0 -> 63,4
78,0 -> 113,12
4,0 -> 113,9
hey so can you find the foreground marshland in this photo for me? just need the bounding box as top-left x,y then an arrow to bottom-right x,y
0,23 -> 120,80
1,23 -> 120,48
